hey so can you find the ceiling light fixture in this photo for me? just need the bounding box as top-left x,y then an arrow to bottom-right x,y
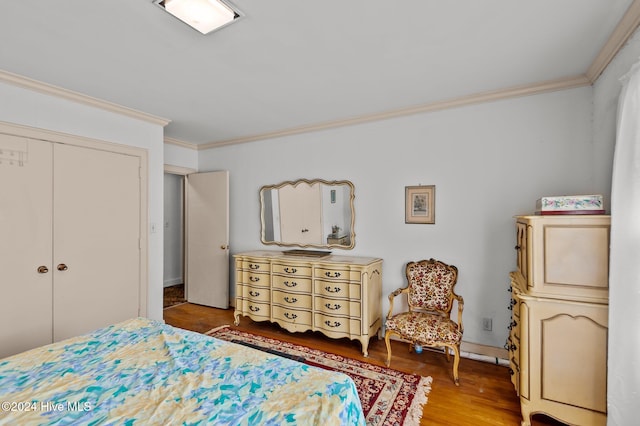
153,0 -> 242,35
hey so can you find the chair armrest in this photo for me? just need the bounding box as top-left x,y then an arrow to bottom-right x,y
453,293 -> 464,333
386,287 -> 408,320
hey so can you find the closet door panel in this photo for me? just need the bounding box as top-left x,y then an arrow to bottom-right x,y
53,144 -> 141,341
0,136 -> 53,358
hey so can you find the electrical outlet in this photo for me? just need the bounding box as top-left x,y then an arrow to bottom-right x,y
482,317 -> 493,331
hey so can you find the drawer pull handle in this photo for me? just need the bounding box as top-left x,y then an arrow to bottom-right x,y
249,290 -> 260,297
325,303 -> 341,310
284,281 -> 298,288
324,320 -> 341,328
284,296 -> 297,303
284,267 -> 297,274
284,312 -> 297,320
250,276 -> 260,282
301,228 -> 309,233
325,286 -> 341,293
37,265 -> 49,274
249,264 -> 260,270
325,271 -> 341,278
249,305 -> 260,312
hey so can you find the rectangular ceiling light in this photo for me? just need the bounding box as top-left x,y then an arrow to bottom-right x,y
154,0 -> 242,34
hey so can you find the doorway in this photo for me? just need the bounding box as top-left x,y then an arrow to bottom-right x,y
162,168 -> 230,313
163,172 -> 186,309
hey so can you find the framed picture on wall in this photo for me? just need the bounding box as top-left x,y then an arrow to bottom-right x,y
405,185 -> 435,224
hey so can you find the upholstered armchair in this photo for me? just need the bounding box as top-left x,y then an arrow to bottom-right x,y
384,258 -> 464,385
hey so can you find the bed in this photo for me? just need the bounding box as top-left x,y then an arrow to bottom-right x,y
0,317 -> 365,425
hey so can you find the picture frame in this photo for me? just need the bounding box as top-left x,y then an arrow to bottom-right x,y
405,185 -> 435,224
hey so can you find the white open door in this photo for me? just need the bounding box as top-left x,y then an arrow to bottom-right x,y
185,171 -> 229,308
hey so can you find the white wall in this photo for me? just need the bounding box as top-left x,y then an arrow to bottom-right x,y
0,81 -> 166,322
164,142 -> 198,170
163,173 -> 184,287
593,29 -> 640,426
198,86 -> 596,349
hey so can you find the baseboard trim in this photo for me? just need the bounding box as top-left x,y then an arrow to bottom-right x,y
460,341 -> 509,366
163,278 -> 183,288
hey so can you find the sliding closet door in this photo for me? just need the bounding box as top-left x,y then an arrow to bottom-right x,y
0,135 -> 53,358
52,144 -> 141,341
185,171 -> 229,308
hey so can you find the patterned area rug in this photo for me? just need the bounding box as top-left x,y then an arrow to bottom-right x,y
205,326 -> 432,426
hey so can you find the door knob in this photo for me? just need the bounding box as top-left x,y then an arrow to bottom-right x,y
220,245 -> 229,250
37,266 -> 49,274
57,264 -> 68,271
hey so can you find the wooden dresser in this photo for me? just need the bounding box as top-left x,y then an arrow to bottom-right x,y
508,215 -> 610,426
233,250 -> 383,356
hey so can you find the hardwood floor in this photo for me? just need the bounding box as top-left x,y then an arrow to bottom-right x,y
164,303 -> 566,426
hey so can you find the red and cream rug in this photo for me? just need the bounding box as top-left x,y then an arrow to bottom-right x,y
205,326 -> 432,426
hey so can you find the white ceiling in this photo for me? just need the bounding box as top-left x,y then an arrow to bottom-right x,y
0,0 -> 638,147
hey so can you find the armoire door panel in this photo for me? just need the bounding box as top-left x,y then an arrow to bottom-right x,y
52,144 -> 141,341
0,136 -> 53,358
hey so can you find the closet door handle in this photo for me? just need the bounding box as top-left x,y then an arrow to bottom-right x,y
37,266 -> 49,274
57,264 -> 68,271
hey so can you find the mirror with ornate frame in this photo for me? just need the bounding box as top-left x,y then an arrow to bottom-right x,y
260,178 -> 355,250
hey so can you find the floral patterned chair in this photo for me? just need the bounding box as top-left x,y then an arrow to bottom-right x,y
384,258 -> 464,385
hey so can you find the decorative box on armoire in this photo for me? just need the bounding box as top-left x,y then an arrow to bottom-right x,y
507,215 -> 610,426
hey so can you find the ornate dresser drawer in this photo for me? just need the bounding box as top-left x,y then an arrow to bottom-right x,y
314,266 -> 361,282
314,313 -> 361,336
272,263 -> 312,277
314,296 -> 360,317
314,280 -> 361,299
234,250 -> 382,356
272,306 -> 313,328
236,299 -> 270,321
237,284 -> 270,303
272,289 -> 312,308
272,275 -> 312,293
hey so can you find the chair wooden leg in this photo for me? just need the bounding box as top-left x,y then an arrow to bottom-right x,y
451,344 -> 461,386
384,331 -> 393,367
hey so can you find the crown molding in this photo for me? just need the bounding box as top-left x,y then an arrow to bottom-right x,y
586,0 -> 640,82
0,69 -> 170,127
199,75 -> 591,149
164,136 -> 198,150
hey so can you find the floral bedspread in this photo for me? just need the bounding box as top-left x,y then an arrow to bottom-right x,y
0,318 -> 365,425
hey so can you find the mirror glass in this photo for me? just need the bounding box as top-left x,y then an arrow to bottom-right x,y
260,179 -> 355,249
